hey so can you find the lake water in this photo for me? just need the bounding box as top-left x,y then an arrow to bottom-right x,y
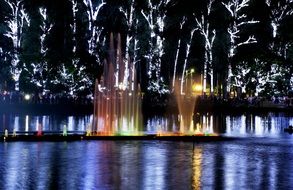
0,112 -> 293,189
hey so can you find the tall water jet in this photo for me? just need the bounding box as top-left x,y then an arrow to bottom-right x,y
91,33 -> 143,136
174,71 -> 198,134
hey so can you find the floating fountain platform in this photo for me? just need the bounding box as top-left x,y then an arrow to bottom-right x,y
2,133 -> 238,142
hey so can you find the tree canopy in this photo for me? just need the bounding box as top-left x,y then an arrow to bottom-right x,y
0,0 -> 292,98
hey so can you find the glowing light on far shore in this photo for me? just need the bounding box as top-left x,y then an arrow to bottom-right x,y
192,84 -> 202,93
24,94 -> 30,100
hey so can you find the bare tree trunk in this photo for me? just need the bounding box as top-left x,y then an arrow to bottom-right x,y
172,17 -> 186,91
180,29 -> 196,95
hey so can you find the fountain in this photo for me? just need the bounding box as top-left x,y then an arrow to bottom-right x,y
90,33 -> 215,137
91,33 -> 143,136
173,76 -> 197,135
172,72 -> 215,136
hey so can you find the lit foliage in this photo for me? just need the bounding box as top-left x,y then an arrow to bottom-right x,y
4,0 -> 30,91
0,0 -> 292,99
194,0 -> 216,94
222,0 -> 259,93
141,0 -> 171,94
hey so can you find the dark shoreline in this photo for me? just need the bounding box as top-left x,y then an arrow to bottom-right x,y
142,104 -> 293,116
0,102 -> 293,115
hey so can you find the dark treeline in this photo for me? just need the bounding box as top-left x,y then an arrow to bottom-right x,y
0,0 -> 292,100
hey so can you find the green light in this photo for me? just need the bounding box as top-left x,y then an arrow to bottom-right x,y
63,125 -> 67,136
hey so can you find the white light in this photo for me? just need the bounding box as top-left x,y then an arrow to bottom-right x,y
24,94 -> 30,100
118,83 -> 126,91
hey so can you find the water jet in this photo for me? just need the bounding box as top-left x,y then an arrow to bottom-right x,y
91,33 -> 143,136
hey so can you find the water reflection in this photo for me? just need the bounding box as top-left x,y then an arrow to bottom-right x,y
0,114 -> 92,133
143,144 -> 167,189
0,112 -> 292,189
1,139 -> 292,189
1,113 -> 293,137
145,112 -> 293,137
146,113 -> 218,135
192,146 -> 202,189
225,113 -> 292,137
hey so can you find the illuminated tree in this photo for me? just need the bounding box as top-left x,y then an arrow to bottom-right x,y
222,0 -> 259,95
4,0 -> 30,91
0,48 -> 13,91
0,0 -> 292,99
171,17 -> 186,90
180,26 -> 196,95
194,0 -> 216,94
141,0 -> 171,94
55,0 -> 97,97
83,0 -> 105,59
29,7 -> 52,93
266,0 -> 293,58
119,0 -> 138,88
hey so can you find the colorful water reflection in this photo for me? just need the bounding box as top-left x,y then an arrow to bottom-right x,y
1,139 -> 292,189
146,113 -> 218,136
0,114 -> 91,134
1,113 -> 293,137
